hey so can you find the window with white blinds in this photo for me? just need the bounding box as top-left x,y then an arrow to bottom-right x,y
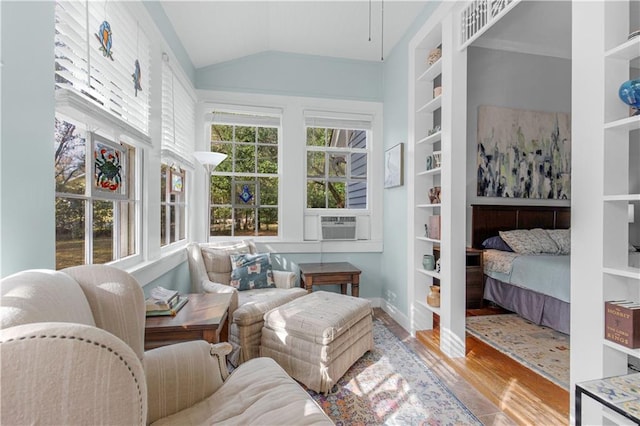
54,0 -> 151,135
161,61 -> 196,164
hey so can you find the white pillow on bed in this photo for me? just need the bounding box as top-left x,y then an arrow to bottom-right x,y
499,228 -> 559,255
546,229 -> 571,255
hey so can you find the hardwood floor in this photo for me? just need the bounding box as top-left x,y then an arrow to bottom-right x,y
374,308 -> 570,425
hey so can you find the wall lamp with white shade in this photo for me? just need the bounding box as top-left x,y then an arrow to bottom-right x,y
193,151 -> 227,241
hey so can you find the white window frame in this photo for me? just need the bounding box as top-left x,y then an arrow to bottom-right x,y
54,110 -> 144,269
304,111 -> 372,210
197,92 -> 383,253
160,59 -> 195,251
205,105 -> 282,240
160,163 -> 188,248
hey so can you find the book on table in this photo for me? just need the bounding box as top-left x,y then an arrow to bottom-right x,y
145,296 -> 188,317
145,286 -> 188,316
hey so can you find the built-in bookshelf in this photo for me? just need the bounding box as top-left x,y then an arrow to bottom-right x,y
601,0 -> 640,375
573,1 -> 640,423
407,3 -> 467,358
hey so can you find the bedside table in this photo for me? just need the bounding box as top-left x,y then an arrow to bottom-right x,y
465,247 -> 484,309
432,247 -> 484,309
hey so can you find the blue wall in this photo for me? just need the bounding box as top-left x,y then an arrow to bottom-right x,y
0,1 -> 56,277
196,51 -> 383,102
142,1 -> 196,83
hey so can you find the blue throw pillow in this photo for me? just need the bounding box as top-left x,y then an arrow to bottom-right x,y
229,253 -> 276,291
482,235 -> 514,252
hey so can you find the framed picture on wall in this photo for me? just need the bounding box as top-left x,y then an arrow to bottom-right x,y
384,143 -> 404,188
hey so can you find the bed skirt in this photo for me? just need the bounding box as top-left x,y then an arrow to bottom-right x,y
483,276 -> 570,335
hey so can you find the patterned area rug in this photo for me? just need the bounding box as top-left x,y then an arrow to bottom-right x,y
465,314 -> 569,389
306,319 -> 481,425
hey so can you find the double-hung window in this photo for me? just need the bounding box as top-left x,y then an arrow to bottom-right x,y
160,60 -> 194,247
305,112 -> 370,209
54,0 -> 149,269
207,108 -> 281,238
55,117 -> 140,269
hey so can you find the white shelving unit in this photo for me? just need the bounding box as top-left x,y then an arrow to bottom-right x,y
572,1 -> 639,423
407,2 -> 466,358
601,0 -> 640,372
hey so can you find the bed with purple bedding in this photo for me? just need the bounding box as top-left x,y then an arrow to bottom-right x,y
471,204 -> 571,335
483,249 -> 570,334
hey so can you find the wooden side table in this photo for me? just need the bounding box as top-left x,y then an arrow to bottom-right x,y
298,262 -> 361,297
144,293 -> 232,350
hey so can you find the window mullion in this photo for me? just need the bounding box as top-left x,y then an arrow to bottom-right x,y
86,199 -> 93,264
113,200 -> 120,261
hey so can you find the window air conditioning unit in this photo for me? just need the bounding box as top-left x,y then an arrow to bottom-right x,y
320,216 -> 357,241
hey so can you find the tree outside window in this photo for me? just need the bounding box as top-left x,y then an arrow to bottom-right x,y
209,116 -> 279,237
54,117 -> 138,269
306,127 -> 368,209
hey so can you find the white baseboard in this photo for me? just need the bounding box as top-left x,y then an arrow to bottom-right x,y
377,298 -> 411,333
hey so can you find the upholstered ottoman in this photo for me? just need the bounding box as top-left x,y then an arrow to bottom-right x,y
260,291 -> 373,393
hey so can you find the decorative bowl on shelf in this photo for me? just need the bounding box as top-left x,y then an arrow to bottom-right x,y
618,79 -> 640,116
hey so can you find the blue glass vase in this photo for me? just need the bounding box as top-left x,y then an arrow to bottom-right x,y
618,79 -> 640,116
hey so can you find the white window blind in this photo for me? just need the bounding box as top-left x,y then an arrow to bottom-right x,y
161,61 -> 196,165
55,0 -> 151,135
304,110 -> 373,131
210,112 -> 281,128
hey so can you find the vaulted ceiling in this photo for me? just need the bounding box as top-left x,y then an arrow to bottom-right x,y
160,1 -> 429,68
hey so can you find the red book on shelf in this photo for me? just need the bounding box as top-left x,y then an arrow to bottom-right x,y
605,300 -> 640,349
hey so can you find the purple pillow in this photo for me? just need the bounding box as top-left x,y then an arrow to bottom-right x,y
482,235 -> 514,252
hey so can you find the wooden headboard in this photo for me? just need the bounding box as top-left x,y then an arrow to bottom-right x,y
471,204 -> 571,249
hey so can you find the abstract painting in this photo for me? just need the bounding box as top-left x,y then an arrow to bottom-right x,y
477,105 -> 571,199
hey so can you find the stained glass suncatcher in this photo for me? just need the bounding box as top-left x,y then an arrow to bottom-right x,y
95,20 -> 114,61
170,169 -> 184,193
132,59 -> 142,96
94,141 -> 123,193
238,184 -> 253,203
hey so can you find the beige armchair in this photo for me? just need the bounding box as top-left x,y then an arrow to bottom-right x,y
187,241 -> 307,365
0,265 -> 332,425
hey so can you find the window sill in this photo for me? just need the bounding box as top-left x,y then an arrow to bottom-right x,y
256,239 -> 383,253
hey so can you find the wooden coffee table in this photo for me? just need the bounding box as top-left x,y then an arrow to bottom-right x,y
144,293 -> 232,350
298,262 -> 361,297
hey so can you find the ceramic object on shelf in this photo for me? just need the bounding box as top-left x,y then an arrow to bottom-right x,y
422,254 -> 435,271
432,151 -> 442,168
427,285 -> 440,307
427,48 -> 441,65
618,79 -> 640,116
426,155 -> 434,171
429,186 -> 441,204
